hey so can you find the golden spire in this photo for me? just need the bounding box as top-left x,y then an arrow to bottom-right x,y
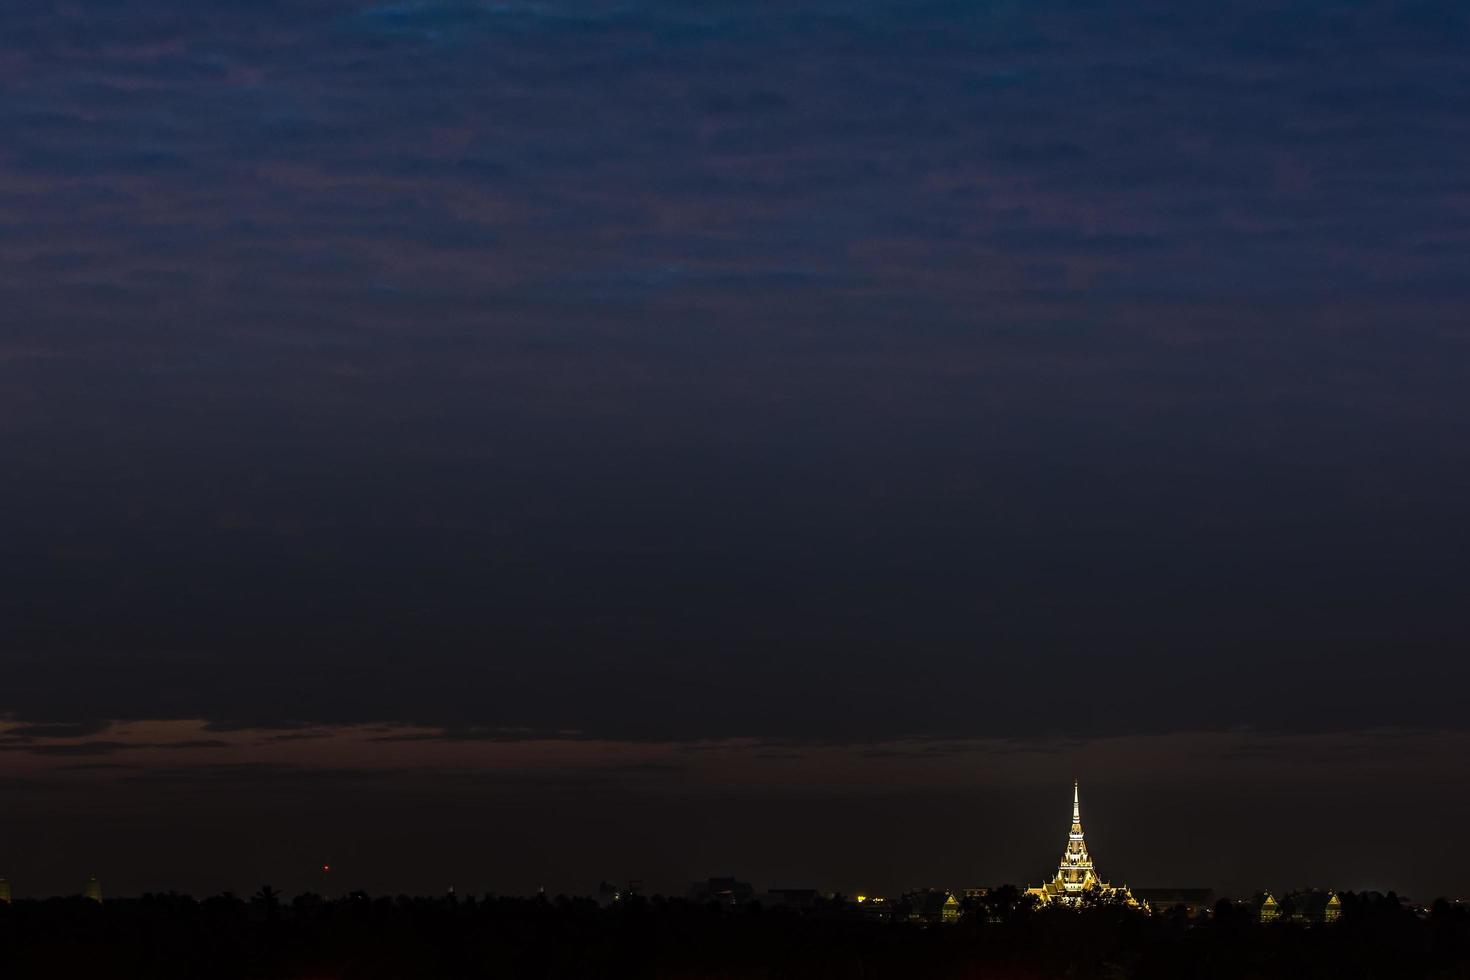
1071,780 -> 1084,839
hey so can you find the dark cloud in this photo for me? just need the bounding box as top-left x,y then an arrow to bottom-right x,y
0,738 -> 230,756
1,741 -> 139,757
4,721 -> 112,739
200,720 -> 322,733
115,763 -> 401,786
369,726 -> 585,743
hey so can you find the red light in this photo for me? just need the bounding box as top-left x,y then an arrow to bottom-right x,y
322,864 -> 331,872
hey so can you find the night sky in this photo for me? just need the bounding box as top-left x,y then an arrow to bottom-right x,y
3,0 -> 1470,902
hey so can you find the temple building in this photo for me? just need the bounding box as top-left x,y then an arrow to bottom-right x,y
1243,892 -> 1281,922
1282,889 -> 1341,924
1026,782 -> 1135,907
901,889 -> 962,924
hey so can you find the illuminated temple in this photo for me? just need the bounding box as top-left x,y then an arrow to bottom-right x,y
1026,781 -> 1135,907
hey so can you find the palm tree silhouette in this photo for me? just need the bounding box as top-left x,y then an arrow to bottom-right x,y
252,885 -> 282,916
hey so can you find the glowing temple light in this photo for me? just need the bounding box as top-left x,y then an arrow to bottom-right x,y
1026,780 -> 1136,908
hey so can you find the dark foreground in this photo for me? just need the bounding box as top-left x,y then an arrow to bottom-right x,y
2,891 -> 1468,979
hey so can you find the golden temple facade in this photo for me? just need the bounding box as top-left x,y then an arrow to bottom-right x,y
1027,781 -> 1135,907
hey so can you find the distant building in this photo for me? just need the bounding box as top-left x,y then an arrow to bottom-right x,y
1241,892 -> 1280,923
0,877 -> 11,903
1026,782 -> 1136,907
1133,888 -> 1216,919
901,889 -> 962,924
762,888 -> 827,912
849,895 -> 894,923
1282,890 -> 1341,924
687,877 -> 755,906
84,874 -> 102,903
596,880 -> 642,907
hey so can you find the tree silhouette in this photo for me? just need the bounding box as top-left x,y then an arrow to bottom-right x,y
251,885 -> 281,910
0,888 -> 1466,979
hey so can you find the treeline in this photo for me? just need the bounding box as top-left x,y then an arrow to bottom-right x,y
1,888 -> 1467,979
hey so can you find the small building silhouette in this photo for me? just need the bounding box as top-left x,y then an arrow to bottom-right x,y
596,880 -> 643,907
686,877 -> 755,907
848,895 -> 894,923
762,888 -> 827,912
1133,888 -> 1216,919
